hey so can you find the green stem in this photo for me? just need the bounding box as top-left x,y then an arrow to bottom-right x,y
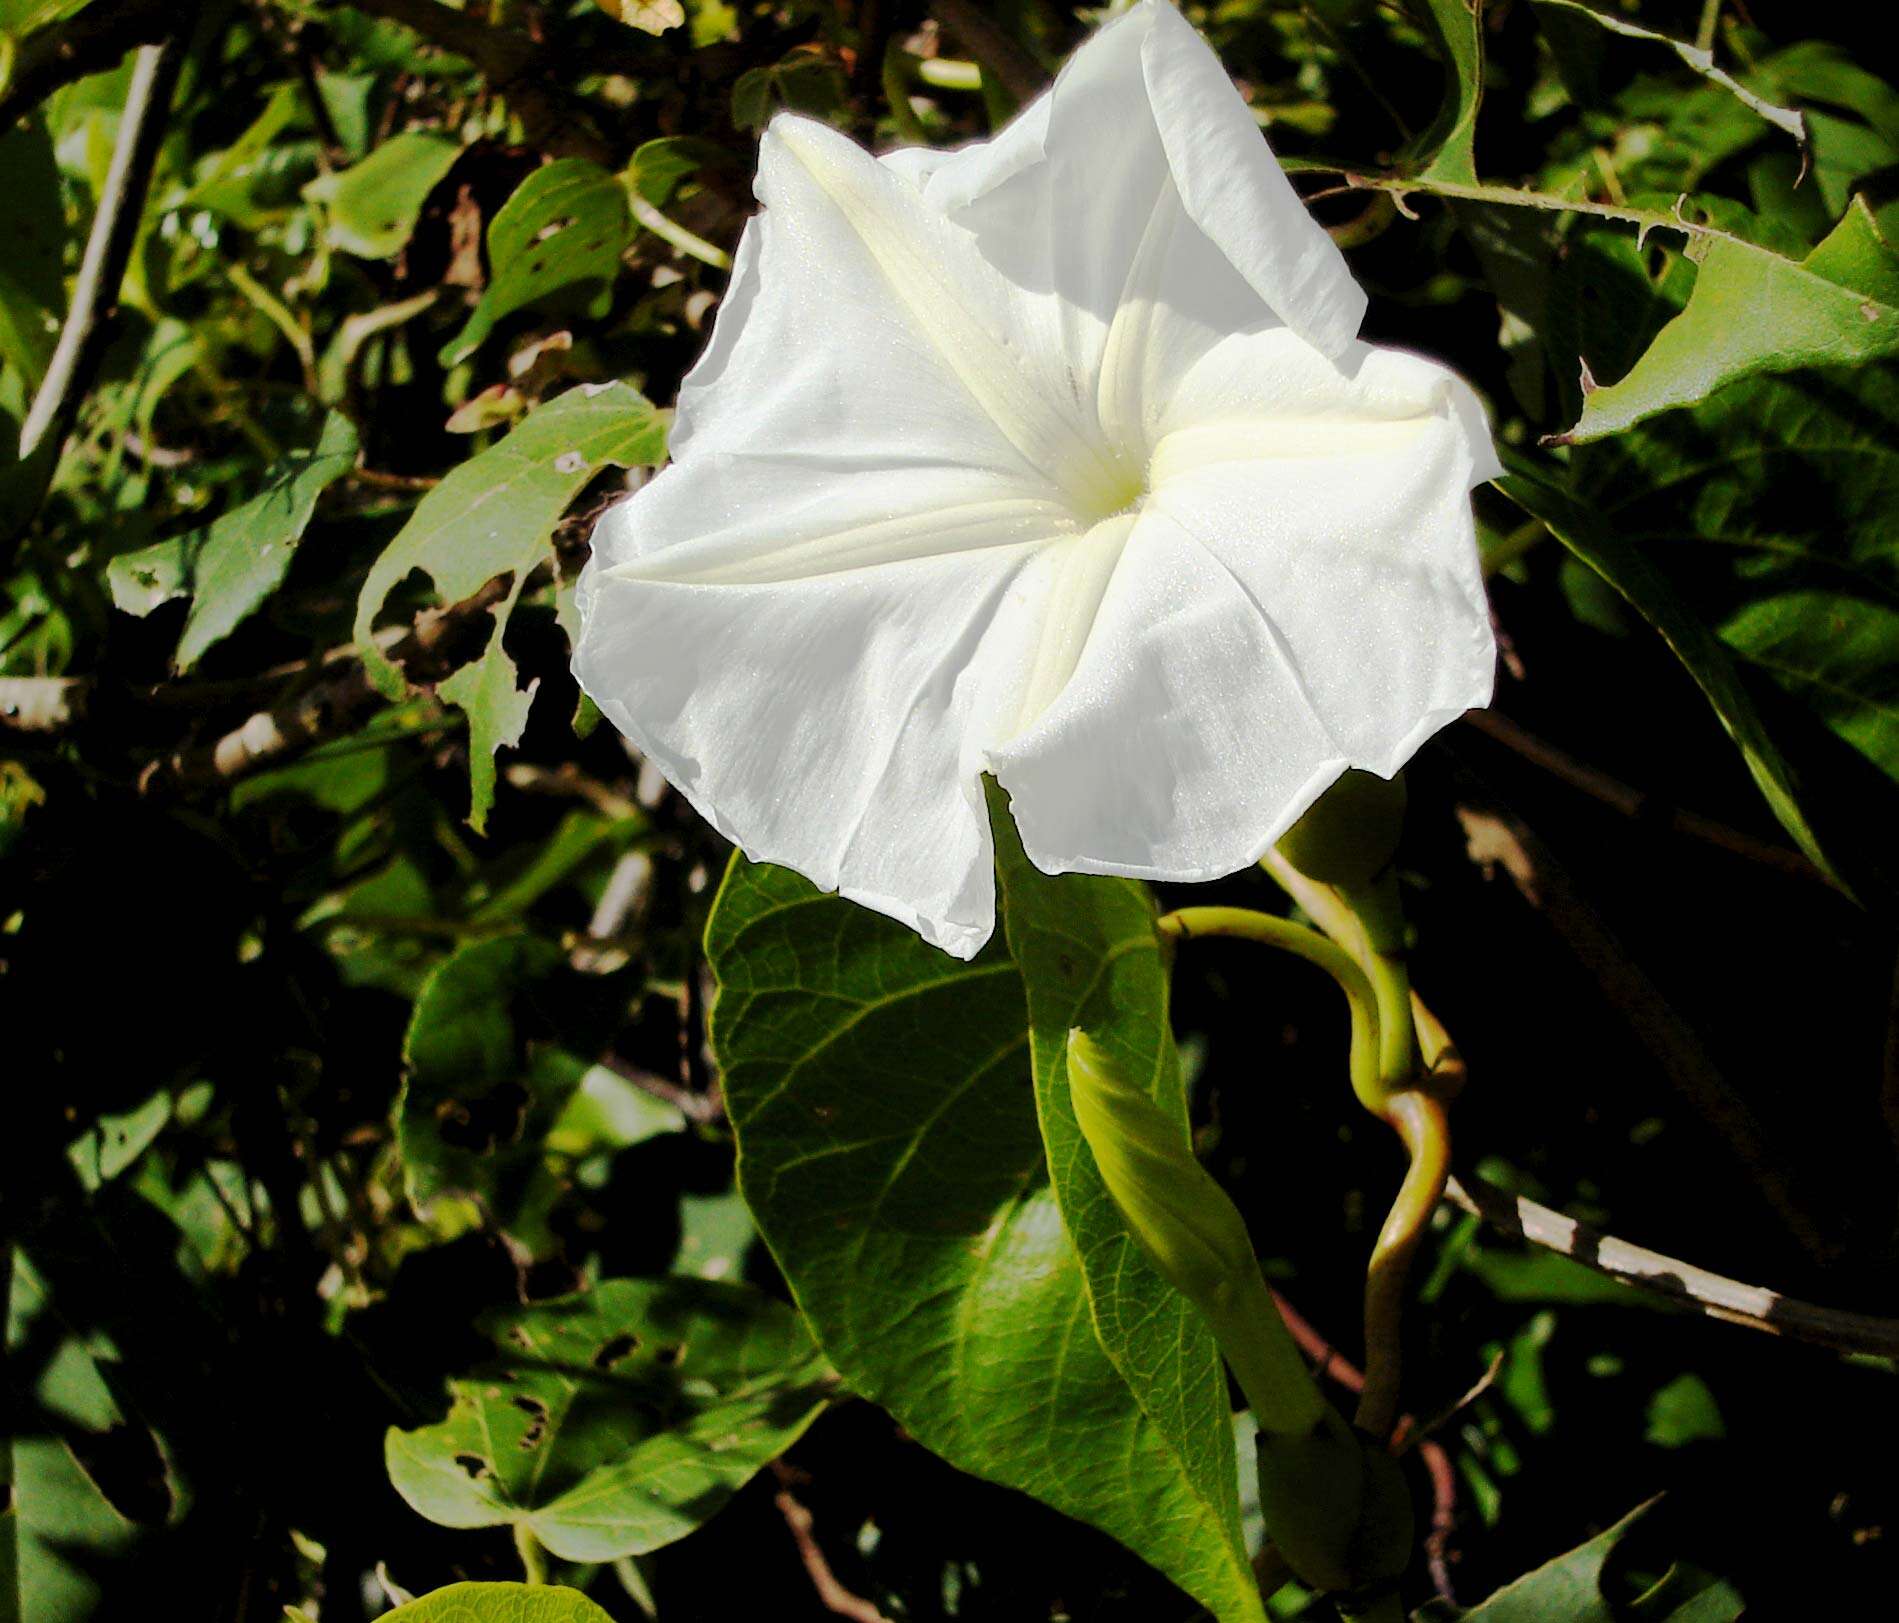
881,41 -> 933,145
514,1522 -> 548,1585
1355,1089 -> 1451,1442
1286,164 -> 1724,243
1334,871 -> 1414,1099
627,194 -> 732,271
1159,906 -> 1383,1116
1215,1273 -> 1333,1442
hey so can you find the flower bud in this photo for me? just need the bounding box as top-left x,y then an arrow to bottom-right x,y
1066,1029 -> 1254,1313
1279,769 -> 1407,888
1065,1029 -> 1324,1440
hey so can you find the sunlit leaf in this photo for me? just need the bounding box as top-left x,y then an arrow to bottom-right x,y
304,130 -> 462,259
351,383 -> 666,829
385,1278 -> 831,1560
440,160 -> 633,368
708,819 -> 1268,1623
1562,199 -> 1899,441
1409,0 -> 1485,185
1532,3 -> 1806,147
377,1582 -> 617,1622
107,412 -> 358,670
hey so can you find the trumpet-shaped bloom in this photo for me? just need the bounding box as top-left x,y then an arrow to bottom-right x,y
573,0 -> 1499,959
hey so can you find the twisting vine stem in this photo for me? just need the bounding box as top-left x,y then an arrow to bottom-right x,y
1158,906 -> 1382,1115
1257,848 -> 1453,1445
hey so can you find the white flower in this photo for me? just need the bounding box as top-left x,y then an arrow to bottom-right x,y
573,0 -> 1499,960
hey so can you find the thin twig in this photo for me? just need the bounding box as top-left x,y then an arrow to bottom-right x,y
138,577 -> 508,791
1446,1172 -> 1899,1359
770,1465 -> 890,1623
13,32 -> 187,535
1464,709 -> 1835,891
1454,800 -> 1834,1261
1260,846 -> 1890,1361
594,1052 -> 723,1126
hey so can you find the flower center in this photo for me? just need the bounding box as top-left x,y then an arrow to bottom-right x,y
1068,448 -> 1149,527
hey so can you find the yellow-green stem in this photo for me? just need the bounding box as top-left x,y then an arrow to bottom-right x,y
514,1522 -> 548,1585
1334,869 -> 1413,1099
1354,1089 -> 1452,1442
1159,906 -> 1383,1116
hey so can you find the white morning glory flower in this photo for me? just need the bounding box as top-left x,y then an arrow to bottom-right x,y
572,0 -> 1499,960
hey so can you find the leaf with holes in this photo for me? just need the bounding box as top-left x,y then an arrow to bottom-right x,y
709,810 -> 1267,1623
351,383 -> 667,830
384,1277 -> 832,1560
108,412 -> 358,671
440,160 -> 633,368
396,932 -> 650,1241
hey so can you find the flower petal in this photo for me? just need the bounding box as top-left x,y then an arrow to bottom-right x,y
575,538 -> 1049,959
1140,0 -> 1365,359
987,339 -> 1497,878
1148,401 -> 1496,780
986,504 -> 1348,880
909,0 -> 1363,423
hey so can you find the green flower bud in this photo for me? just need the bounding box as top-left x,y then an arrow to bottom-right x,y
1065,1030 -> 1323,1440
1279,769 -> 1408,888
1066,1029 -> 1252,1311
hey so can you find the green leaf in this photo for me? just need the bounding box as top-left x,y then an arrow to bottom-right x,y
1568,355 -> 1899,819
385,1278 -> 831,1560
304,130 -> 462,259
107,411 -> 358,670
440,160 -> 633,368
1409,0 -> 1485,185
1531,3 -> 1806,148
351,383 -> 667,830
1644,1374 -> 1725,1448
1562,199 -> 1899,441
627,135 -> 738,206
991,787 -> 1263,1529
1498,454 -> 1839,885
378,1582 -> 617,1623
730,54 -> 848,133
9,1438 -> 143,1623
1449,1497 -> 1741,1622
396,933 -> 581,1224
708,843 -> 1267,1623
184,83 -> 306,227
